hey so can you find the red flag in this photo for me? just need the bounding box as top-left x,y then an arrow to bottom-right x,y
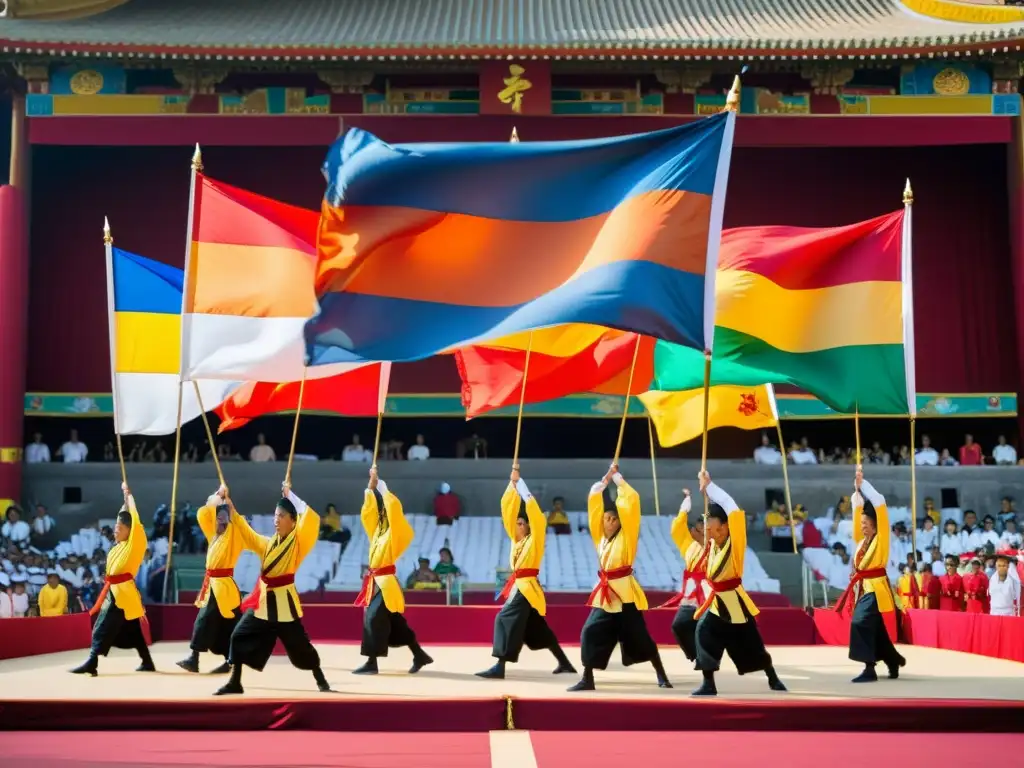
454,333 -> 654,418
216,364 -> 390,432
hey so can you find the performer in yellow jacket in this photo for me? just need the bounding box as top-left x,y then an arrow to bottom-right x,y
70,483 -> 154,676
215,483 -> 331,695
568,464 -> 671,692
177,484 -> 264,675
353,467 -> 433,675
39,571 -> 68,617
692,470 -> 786,696
662,489 -> 708,663
835,467 -> 906,683
477,469 -> 576,679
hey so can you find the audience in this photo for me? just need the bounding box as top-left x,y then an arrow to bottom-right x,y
960,433 -> 983,466
56,429 -> 88,463
788,438 -> 818,465
2,506 -> 31,548
24,433 -> 50,463
407,434 -> 430,461
915,435 -> 938,466
547,496 -> 572,535
249,433 -> 276,462
433,482 -> 461,525
342,434 -> 371,463
406,556 -> 441,588
753,433 -> 782,465
992,435 -> 1017,466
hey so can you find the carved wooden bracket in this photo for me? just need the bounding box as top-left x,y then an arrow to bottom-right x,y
654,68 -> 712,94
317,70 -> 374,94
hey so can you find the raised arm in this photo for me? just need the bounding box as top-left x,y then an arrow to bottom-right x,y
229,499 -> 270,554
670,490 -> 695,555
196,489 -> 223,542
587,478 -> 610,548
613,475 -> 641,550
126,492 -> 148,562
519,478 -> 547,550
378,479 -> 414,561
500,482 -> 520,541
855,474 -> 889,561
286,488 -> 321,558
704,475 -> 746,574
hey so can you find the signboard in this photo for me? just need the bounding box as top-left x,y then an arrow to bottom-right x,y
479,60 -> 551,116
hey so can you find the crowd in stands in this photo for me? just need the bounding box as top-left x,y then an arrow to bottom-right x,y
754,432 -> 1020,467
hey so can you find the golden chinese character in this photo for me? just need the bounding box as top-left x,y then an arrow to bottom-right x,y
497,64 -> 532,113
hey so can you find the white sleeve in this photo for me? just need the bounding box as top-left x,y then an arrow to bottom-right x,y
705,482 -> 739,513
859,479 -> 885,508
515,479 -> 532,502
680,495 -> 692,514
589,481 -> 608,497
285,490 -> 308,516
610,473 -> 624,486
206,493 -> 222,507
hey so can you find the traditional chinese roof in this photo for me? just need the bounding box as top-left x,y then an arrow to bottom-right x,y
3,0 -> 1024,61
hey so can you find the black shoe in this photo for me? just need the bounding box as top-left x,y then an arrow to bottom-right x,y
208,662 -> 232,675
691,679 -> 717,696
317,679 -> 334,693
852,667 -> 878,683
70,658 -> 98,677
410,653 -> 433,674
767,675 -> 788,692
658,677 -> 674,689
567,677 -> 596,692
136,661 -> 157,672
552,661 -> 577,675
476,662 -> 505,680
214,681 -> 244,696
176,656 -> 200,674
887,655 -> 906,679
352,659 -> 379,675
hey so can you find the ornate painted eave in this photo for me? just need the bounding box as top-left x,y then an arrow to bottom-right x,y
3,0 -> 1024,61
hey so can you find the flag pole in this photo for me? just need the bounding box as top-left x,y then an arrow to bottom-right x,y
903,178 -> 918,565
512,333 -> 534,469
285,369 -> 308,485
854,404 -> 862,466
370,365 -> 392,468
766,384 -> 797,554
612,335 -> 643,464
193,382 -> 226,488
102,218 -> 128,488
163,382 -> 184,604
647,415 -> 661,516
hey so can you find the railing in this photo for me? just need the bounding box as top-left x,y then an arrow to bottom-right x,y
801,562 -> 829,609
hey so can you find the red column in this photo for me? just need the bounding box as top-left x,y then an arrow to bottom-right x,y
0,94 -> 29,509
1008,114 -> 1024,443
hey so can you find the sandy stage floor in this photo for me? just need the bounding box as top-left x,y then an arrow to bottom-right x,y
2,642 -> 1022,702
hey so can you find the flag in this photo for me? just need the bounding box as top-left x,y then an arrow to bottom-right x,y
455,332 -> 654,418
180,173 -> 366,383
640,384 -> 778,448
105,247 -> 235,435
306,112 -> 737,366
652,210 -> 912,414
215,363 -> 392,432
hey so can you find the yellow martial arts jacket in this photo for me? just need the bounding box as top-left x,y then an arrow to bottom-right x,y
669,496 -> 708,602
196,495 -> 265,618
586,474 -> 647,612
852,479 -> 897,614
500,478 -> 547,616
360,479 -> 414,613
249,491 -> 320,622
38,583 -> 68,616
106,494 -> 148,621
694,482 -> 759,623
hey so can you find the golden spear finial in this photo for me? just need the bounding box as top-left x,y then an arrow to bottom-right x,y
725,76 -> 741,113
509,127 -> 520,143
903,178 -> 914,205
192,143 -> 204,172
102,216 -> 113,246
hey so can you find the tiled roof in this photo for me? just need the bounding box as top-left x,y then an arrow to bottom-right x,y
3,0 -> 1024,58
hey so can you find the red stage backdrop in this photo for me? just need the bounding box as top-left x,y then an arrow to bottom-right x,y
479,60 -> 551,116
26,142 -> 1017,395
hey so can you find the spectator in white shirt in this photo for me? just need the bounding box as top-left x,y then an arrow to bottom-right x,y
10,577 -> 29,616
1,507 -> 31,547
407,434 -> 431,461
57,429 -> 88,463
753,433 -> 782,465
940,519 -> 964,558
987,555 -> 1020,616
999,519 -> 1022,551
916,517 -> 938,553
914,435 -> 938,466
24,433 -> 50,463
992,435 -> 1017,466
926,545 -> 945,575
979,515 -> 1000,549
249,433 -> 276,463
959,510 -> 984,552
0,582 -> 11,619
789,439 -> 818,465
31,504 -> 55,538
342,434 -> 371,463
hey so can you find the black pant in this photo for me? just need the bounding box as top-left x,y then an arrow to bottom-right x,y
694,610 -> 772,675
91,591 -> 147,657
189,591 -> 241,658
670,604 -> 698,661
361,588 -> 418,658
492,591 -> 559,663
579,604 -> 659,671
849,593 -> 904,666
228,609 -> 321,673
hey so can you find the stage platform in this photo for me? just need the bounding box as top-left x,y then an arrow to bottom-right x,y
2,643 -> 1022,734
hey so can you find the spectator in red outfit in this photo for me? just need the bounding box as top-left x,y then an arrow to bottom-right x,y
959,434 -> 983,466
433,483 -> 461,526
938,557 -> 964,611
962,558 -> 989,613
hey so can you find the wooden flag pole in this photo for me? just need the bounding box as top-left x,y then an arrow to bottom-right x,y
910,416 -> 919,568
285,369 -> 308,485
370,366 -> 391,469
511,333 -> 535,469
163,381 -> 184,604
371,411 -> 385,469
699,354 -> 712,546
102,218 -> 128,488
647,415 -> 661,516
612,336 -> 643,464
775,420 -> 798,554
854,405 -> 862,466
192,381 -> 226,488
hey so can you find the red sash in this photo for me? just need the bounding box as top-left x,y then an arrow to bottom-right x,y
833,567 -> 888,616
88,572 -> 134,617
196,568 -> 236,606
586,565 -> 634,607
497,568 -> 540,602
355,565 -> 397,607
658,569 -> 707,609
694,576 -> 743,617
239,573 -> 295,613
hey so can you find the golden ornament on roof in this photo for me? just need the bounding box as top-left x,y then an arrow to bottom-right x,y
932,67 -> 969,96
70,69 -> 104,95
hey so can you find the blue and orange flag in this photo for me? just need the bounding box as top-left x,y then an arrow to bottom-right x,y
305,112 -> 737,366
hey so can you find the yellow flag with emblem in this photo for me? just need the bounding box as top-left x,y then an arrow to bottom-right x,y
639,384 -> 779,448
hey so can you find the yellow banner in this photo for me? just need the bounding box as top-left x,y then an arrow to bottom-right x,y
640,385 -> 777,447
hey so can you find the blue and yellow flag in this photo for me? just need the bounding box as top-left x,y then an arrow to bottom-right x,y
106,246 -> 235,435
306,112 -> 736,365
